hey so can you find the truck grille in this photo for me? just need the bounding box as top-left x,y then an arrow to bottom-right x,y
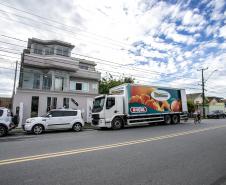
92,119 -> 99,125
92,114 -> 99,119
92,114 -> 99,125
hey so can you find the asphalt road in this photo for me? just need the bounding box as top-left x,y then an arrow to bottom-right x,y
1,119 -> 226,185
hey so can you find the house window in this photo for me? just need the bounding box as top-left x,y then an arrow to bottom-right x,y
52,97 -> 57,109
33,44 -> 43,55
22,71 -> 33,89
56,46 -> 63,56
63,98 -> 69,108
70,81 -> 89,92
43,75 -> 52,90
46,97 -> 57,111
79,64 -> 89,70
31,96 -> 39,117
63,47 -> 69,56
44,47 -> 54,55
83,83 -> 89,92
55,77 -> 64,91
76,83 -> 82,91
47,97 -> 51,112
33,73 -> 40,89
92,83 -> 98,91
56,46 -> 69,56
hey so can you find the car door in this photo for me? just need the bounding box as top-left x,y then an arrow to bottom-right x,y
46,111 -> 65,130
105,97 -> 117,124
63,111 -> 77,128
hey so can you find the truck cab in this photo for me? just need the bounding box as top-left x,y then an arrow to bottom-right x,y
92,95 -> 124,129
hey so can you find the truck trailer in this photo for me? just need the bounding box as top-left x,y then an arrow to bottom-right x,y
91,84 -> 188,129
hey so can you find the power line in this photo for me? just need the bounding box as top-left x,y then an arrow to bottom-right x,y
0,36 -> 197,79
0,47 -> 202,86
0,10 -> 130,52
0,1 -> 134,48
0,59 -> 201,92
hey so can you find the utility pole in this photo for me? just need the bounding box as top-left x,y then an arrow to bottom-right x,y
198,67 -> 208,118
11,60 -> 18,111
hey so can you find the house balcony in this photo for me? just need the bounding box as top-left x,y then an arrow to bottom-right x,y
23,54 -> 79,72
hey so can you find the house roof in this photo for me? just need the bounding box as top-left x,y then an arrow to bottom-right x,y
207,96 -> 224,103
28,38 -> 75,49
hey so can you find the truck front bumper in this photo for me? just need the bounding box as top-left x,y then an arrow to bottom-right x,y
92,119 -> 111,128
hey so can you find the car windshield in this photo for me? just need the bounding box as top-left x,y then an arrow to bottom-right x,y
92,96 -> 105,113
41,112 -> 51,117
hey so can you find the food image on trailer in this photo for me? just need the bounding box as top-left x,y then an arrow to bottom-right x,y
128,85 -> 182,115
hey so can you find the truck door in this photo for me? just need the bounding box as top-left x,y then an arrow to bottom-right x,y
105,97 -> 117,123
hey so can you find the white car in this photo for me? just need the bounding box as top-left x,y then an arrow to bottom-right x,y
0,107 -> 17,137
23,109 -> 84,135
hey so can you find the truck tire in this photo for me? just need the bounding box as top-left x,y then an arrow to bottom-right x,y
172,115 -> 180,124
0,125 -> 7,137
112,117 -> 123,130
32,124 -> 44,135
164,115 -> 171,125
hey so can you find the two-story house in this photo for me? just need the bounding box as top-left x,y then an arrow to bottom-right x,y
13,38 -> 101,125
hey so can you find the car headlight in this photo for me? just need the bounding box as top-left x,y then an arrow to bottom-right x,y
26,119 -> 35,123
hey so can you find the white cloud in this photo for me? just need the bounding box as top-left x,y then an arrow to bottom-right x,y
0,0 -> 225,97
219,25 -> 226,38
182,10 -> 205,26
161,22 -> 196,44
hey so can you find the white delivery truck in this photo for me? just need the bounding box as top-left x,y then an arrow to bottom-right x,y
91,84 -> 188,129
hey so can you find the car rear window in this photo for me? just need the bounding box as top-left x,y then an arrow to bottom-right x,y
0,110 -> 3,117
63,111 -> 77,116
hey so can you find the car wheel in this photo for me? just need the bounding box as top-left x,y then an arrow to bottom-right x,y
112,117 -> 123,130
0,125 -> 7,137
32,124 -> 44,135
164,115 -> 171,125
72,123 -> 82,132
172,115 -> 180,124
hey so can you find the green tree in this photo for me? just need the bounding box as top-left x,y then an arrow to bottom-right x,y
187,100 -> 195,113
99,73 -> 134,94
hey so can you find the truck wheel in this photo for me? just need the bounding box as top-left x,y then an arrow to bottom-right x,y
72,123 -> 82,132
172,115 -> 180,124
32,124 -> 44,135
164,115 -> 171,125
112,117 -> 123,130
0,125 -> 7,137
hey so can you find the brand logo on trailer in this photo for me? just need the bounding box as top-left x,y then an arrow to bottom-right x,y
130,107 -> 147,113
151,90 -> 171,101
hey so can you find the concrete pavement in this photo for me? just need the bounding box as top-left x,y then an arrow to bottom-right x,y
0,119 -> 226,185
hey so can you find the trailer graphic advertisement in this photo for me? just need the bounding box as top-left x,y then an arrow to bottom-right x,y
128,85 -> 182,115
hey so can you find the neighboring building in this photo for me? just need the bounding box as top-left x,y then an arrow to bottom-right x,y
186,93 -> 225,114
0,97 -> 12,109
13,38 -> 101,125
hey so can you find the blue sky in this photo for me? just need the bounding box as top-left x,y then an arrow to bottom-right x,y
0,0 -> 225,97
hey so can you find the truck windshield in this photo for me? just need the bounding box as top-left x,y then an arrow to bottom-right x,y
92,97 -> 105,113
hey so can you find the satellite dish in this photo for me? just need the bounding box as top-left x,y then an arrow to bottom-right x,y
71,98 -> 79,106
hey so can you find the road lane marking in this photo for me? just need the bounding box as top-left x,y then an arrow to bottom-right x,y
0,125 -> 226,166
